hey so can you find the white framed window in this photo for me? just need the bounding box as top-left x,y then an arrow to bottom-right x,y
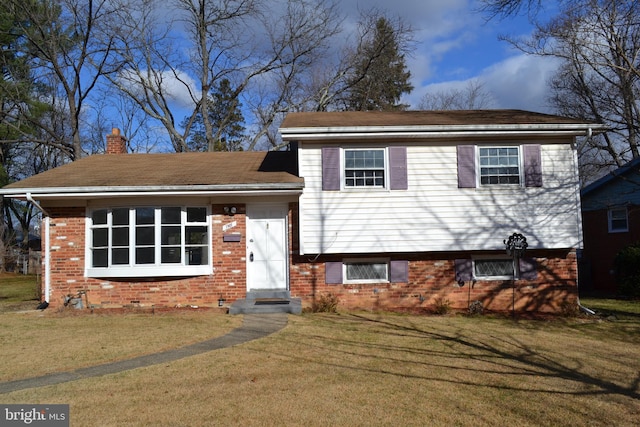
608,207 -> 629,233
87,206 -> 211,277
473,257 -> 515,280
479,146 -> 521,185
344,148 -> 386,188
343,259 -> 389,283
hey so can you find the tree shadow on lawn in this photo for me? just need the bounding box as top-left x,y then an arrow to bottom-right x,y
274,313 -> 640,402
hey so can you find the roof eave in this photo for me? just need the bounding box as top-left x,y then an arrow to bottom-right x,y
280,124 -> 607,141
0,183 -> 305,200
581,156 -> 640,196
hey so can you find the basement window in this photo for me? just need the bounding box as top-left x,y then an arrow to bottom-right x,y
87,206 -> 211,277
344,260 -> 389,283
473,258 -> 514,280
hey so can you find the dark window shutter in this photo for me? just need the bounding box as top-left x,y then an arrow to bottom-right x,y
389,147 -> 408,190
325,261 -> 343,284
519,258 -> 538,280
322,147 -> 340,191
457,145 -> 476,188
454,259 -> 473,282
390,260 -> 408,283
523,145 -> 543,187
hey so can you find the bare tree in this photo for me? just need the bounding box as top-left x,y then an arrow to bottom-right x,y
7,0 -> 126,159
109,0 -> 342,152
479,0 -> 563,19
418,80 -> 495,110
493,1 -> 640,182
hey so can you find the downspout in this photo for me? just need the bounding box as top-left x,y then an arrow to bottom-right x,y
26,193 -> 51,303
576,128 -> 596,316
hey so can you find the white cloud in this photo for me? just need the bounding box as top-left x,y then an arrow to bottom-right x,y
117,68 -> 199,112
339,0 -> 478,82
410,54 -> 561,113
481,54 -> 561,112
160,71 -> 199,110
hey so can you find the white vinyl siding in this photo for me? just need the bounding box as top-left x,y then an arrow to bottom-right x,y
298,142 -> 582,254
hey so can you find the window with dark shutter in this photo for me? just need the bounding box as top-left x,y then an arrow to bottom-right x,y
458,144 -> 544,188
322,146 -> 408,191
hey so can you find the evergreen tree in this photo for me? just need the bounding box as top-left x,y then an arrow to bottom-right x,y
181,79 -> 246,152
346,17 -> 413,111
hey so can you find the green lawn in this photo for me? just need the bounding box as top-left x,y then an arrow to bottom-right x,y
0,273 -> 40,311
0,275 -> 638,426
580,297 -> 640,318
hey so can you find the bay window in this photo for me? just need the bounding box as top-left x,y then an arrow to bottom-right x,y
88,206 -> 211,277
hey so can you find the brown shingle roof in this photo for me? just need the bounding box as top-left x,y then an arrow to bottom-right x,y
280,109 -> 600,128
2,151 -> 302,191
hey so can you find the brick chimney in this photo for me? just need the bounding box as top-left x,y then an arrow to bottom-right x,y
105,128 -> 127,154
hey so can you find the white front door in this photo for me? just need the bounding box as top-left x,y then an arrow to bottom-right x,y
246,204 -> 288,290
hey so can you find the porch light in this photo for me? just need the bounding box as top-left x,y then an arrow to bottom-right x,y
223,206 -> 237,216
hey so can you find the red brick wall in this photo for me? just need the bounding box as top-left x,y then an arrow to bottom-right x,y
289,249 -> 579,314
581,208 -> 640,294
43,205 -> 248,309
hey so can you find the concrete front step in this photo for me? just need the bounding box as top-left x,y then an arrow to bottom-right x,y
245,290 -> 291,300
229,290 -> 302,315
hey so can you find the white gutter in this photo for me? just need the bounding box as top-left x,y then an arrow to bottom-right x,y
42,217 -> 50,303
572,132 -> 596,316
1,187 -> 304,200
26,193 -> 51,304
280,124 -> 607,141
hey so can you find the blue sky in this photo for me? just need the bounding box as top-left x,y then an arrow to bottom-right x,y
340,0 -> 560,112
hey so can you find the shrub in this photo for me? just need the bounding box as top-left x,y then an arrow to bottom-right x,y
468,300 -> 484,315
614,242 -> 640,298
311,293 -> 339,313
433,297 -> 451,315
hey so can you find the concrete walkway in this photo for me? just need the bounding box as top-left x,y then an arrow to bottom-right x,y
0,313 -> 288,394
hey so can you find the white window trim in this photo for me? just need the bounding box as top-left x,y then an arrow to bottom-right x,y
343,258 -> 390,284
472,255 -> 516,281
342,147 -> 388,190
477,145 -> 523,187
608,207 -> 629,233
85,206 -> 212,278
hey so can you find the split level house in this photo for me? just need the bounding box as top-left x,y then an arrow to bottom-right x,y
580,157 -> 640,295
0,110 -> 604,313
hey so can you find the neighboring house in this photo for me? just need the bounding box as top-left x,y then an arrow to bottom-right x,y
0,111 -> 603,313
580,157 -> 640,295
